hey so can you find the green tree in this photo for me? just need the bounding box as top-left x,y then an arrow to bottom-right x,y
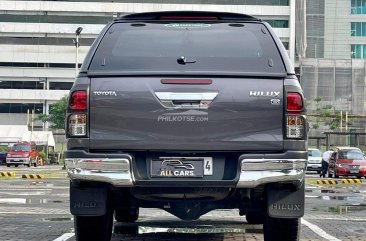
38,95 -> 67,130
308,97 -> 351,131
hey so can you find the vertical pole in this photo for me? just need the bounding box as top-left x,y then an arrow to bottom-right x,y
31,109 -> 34,142
75,34 -> 79,77
289,0 -> 296,64
46,133 -> 49,165
326,133 -> 329,150
345,112 -> 349,145
27,109 -> 29,127
340,111 -> 342,132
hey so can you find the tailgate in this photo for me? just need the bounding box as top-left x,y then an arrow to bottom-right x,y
89,77 -> 284,151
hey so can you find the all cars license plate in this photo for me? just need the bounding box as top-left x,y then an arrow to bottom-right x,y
151,157 -> 212,178
349,169 -> 359,174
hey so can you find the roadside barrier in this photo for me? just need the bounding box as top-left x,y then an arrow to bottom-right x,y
0,172 -> 15,177
316,180 -> 338,185
316,179 -> 362,185
341,179 -> 362,184
22,174 -> 44,179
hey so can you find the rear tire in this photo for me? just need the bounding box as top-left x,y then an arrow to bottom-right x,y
264,216 -> 300,241
6,164 -> 10,167
14,164 -> 18,167
115,208 -> 139,223
245,212 -> 264,224
75,208 -> 113,241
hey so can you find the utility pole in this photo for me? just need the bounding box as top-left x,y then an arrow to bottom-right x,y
74,27 -> 83,77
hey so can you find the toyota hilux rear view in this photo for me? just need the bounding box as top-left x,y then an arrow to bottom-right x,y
65,11 -> 308,241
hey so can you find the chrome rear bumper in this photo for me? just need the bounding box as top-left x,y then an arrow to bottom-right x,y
237,159 -> 307,188
65,157 -> 134,186
65,157 -> 306,188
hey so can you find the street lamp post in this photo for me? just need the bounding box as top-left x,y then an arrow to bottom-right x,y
74,27 -> 83,77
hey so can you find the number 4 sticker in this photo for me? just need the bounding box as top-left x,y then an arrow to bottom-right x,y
204,158 -> 213,175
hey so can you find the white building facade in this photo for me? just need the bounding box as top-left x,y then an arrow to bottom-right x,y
0,0 -> 296,126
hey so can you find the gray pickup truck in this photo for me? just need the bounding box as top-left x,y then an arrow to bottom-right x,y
65,11 -> 308,241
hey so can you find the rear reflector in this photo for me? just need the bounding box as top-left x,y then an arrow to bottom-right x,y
69,114 -> 87,136
70,91 -> 87,110
286,116 -> 305,139
287,93 -> 303,112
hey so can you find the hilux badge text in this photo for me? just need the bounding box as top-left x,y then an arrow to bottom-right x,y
249,91 -> 280,97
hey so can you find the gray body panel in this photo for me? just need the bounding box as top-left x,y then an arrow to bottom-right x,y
89,77 -> 284,151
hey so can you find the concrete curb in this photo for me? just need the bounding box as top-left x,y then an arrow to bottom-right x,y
22,174 -> 44,179
316,179 -> 362,185
0,172 -> 15,177
341,178 -> 362,184
316,180 -> 338,185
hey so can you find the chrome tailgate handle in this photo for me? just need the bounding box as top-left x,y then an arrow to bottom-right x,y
155,92 -> 218,109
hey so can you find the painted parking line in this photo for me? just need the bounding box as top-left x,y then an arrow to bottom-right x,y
301,219 -> 341,241
52,233 -> 75,241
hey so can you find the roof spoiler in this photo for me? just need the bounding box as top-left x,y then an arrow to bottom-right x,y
115,11 -> 261,22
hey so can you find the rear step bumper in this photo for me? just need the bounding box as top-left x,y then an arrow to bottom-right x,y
238,159 -> 306,188
65,151 -> 306,188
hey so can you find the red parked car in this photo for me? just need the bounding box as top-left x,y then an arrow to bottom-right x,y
6,142 -> 39,167
328,149 -> 366,179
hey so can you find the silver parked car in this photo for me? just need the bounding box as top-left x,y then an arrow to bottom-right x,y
307,148 -> 322,174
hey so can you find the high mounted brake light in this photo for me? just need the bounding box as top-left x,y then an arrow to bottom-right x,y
159,16 -> 218,20
69,90 -> 87,110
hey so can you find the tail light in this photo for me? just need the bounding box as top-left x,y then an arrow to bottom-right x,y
287,93 -> 303,112
68,90 -> 87,137
69,114 -> 87,136
286,92 -> 305,139
69,91 -> 87,110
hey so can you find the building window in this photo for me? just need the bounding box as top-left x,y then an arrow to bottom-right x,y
0,103 -> 43,114
265,20 -> 289,28
351,22 -> 366,36
351,44 -> 366,58
351,0 -> 366,14
49,82 -> 73,90
0,81 -> 44,89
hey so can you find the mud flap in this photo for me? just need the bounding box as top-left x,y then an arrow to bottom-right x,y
70,186 -> 107,216
267,183 -> 304,218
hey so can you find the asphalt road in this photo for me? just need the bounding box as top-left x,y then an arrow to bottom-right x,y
0,166 -> 365,241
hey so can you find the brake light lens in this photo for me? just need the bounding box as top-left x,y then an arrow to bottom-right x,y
287,93 -> 303,112
70,91 -> 87,110
159,16 -> 218,20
